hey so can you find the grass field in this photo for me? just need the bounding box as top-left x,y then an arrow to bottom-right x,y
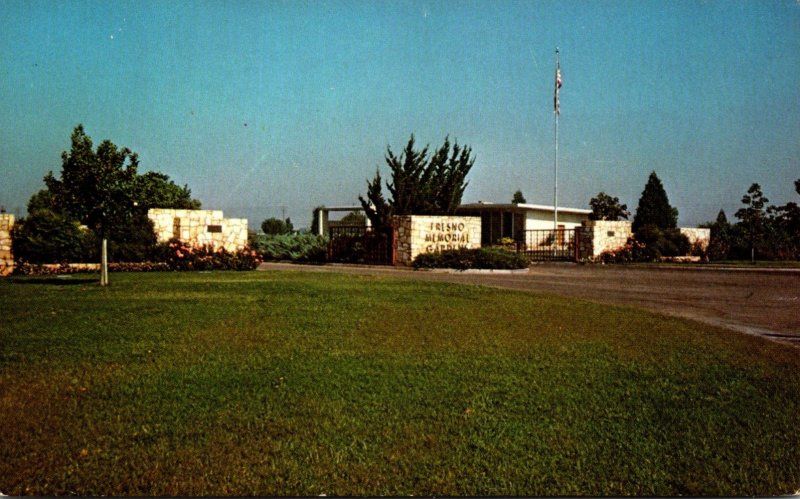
1,271 -> 798,496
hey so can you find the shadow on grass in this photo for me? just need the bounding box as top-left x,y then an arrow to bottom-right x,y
11,276 -> 100,286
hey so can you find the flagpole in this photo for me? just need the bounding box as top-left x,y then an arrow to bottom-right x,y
553,48 -> 560,242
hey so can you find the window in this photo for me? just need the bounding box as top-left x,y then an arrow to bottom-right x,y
207,225 -> 223,233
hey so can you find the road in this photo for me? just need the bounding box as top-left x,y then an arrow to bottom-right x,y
257,262 -> 800,347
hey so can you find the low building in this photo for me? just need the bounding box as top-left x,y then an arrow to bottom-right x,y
148,209 -> 248,252
456,202 -> 591,245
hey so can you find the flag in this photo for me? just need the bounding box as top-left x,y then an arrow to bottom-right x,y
554,62 -> 562,115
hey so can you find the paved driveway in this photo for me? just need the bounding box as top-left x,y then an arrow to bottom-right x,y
258,262 -> 800,346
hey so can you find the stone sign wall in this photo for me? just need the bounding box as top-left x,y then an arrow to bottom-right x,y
394,215 -> 481,266
0,214 -> 14,276
148,209 -> 248,252
576,220 -> 633,260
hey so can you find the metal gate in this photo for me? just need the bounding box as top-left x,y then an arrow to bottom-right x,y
517,228 -> 578,262
328,225 -> 394,265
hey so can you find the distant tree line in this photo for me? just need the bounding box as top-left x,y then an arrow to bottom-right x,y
702,180 -> 800,261
590,173 -> 800,261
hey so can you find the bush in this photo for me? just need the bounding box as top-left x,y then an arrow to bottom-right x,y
153,239 -> 262,271
12,261 -> 172,276
634,224 -> 690,259
12,210 -> 98,264
252,233 -> 328,263
597,238 -> 651,263
413,247 -> 529,270
598,228 -> 694,264
105,212 -> 159,263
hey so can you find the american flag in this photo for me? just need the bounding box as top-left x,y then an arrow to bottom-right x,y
554,63 -> 562,115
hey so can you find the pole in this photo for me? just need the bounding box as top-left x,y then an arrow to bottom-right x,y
553,48 -> 560,251
100,238 -> 108,286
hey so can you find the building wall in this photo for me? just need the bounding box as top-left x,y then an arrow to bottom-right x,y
394,215 -> 481,266
524,210 -> 588,231
148,209 -> 248,252
0,214 -> 14,276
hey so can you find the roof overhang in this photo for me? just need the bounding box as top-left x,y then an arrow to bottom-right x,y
457,202 -> 591,216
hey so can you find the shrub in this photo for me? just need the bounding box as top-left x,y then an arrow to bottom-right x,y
634,224 -> 690,259
597,238 -> 651,263
252,233 -> 328,263
12,209 -> 98,264
413,247 -> 529,270
153,239 -> 261,271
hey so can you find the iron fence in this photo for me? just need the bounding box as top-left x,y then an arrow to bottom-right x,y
517,228 -> 578,261
328,225 -> 393,265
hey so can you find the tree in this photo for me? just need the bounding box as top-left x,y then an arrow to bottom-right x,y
735,183 -> 769,262
261,217 -> 293,235
629,172 -> 687,259
632,172 -> 678,231
132,172 -> 201,210
512,190 -> 527,204
359,135 -> 475,227
701,209 -> 733,260
589,192 -> 630,221
764,178 -> 800,260
340,211 -> 367,226
21,125 -> 203,282
44,126 -> 141,238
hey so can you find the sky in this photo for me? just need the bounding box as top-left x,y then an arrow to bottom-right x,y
1,0 -> 799,229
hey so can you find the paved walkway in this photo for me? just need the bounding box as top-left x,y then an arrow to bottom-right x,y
257,262 -> 800,347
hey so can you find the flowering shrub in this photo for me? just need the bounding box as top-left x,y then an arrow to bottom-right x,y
13,240 -> 262,275
153,239 -> 261,271
596,238 -> 651,263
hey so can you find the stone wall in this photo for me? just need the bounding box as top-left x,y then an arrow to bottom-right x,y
148,209 -> 248,252
394,215 -> 481,266
576,220 -> 712,260
680,227 -> 711,251
0,214 -> 14,276
577,220 -> 633,260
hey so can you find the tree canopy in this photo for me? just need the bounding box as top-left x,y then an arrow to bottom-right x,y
512,190 -> 527,204
16,125 -> 202,263
359,135 -> 475,227
589,192 -> 630,221
261,217 -> 294,235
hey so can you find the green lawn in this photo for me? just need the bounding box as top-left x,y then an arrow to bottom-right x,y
1,271 -> 798,496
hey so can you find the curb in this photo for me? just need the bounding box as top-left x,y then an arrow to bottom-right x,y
417,267 -> 531,275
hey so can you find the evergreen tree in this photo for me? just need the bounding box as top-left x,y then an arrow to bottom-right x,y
632,171 -> 678,231
512,190 -> 526,204
360,135 -> 475,227
735,183 -> 769,262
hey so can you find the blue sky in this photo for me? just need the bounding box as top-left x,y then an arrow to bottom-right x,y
2,0 -> 798,228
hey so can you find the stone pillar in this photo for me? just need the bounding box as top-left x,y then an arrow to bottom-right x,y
0,214 -> 15,276
578,220 -> 633,260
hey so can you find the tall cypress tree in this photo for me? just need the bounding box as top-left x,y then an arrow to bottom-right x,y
359,135 -> 475,227
632,171 -> 678,232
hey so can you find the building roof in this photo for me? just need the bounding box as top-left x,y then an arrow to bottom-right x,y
457,202 -> 591,216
